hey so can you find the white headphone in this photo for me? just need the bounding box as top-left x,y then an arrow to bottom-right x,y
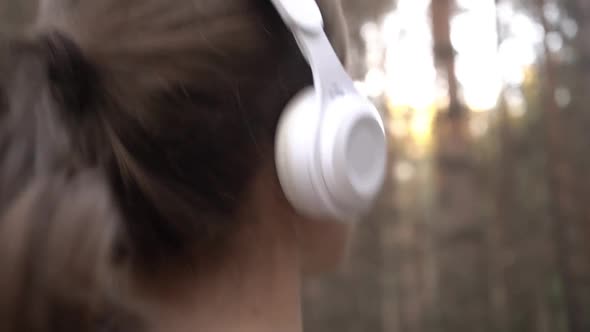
272,0 -> 387,223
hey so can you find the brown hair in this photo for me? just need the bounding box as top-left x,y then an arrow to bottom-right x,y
0,0 -> 348,330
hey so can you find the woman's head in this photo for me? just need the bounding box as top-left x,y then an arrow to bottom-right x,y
0,0 -> 352,330
41,0 -> 350,266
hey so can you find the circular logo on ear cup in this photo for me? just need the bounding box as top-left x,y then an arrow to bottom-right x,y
319,96 -> 387,218
345,116 -> 387,197
327,83 -> 345,99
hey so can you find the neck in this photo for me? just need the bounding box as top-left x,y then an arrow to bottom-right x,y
134,167 -> 304,332
150,241 -> 303,332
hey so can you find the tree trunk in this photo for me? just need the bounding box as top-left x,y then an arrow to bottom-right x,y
535,0 -> 590,331
430,1 -> 490,332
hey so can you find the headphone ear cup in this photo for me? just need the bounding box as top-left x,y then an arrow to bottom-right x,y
276,88 -> 388,222
318,95 -> 387,218
275,87 -> 334,219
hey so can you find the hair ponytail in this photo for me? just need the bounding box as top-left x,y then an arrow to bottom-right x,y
0,171 -> 142,331
0,26 -> 141,332
39,30 -> 98,113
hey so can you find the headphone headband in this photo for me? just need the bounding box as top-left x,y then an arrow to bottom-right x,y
269,0 -> 357,110
269,0 -> 324,32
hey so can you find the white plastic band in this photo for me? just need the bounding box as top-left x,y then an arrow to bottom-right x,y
270,0 -> 356,110
270,0 -> 324,33
294,32 -> 356,109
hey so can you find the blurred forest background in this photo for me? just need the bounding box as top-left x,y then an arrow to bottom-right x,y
2,0 -> 590,332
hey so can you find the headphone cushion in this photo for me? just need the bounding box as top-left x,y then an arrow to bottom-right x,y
275,88 -> 335,219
